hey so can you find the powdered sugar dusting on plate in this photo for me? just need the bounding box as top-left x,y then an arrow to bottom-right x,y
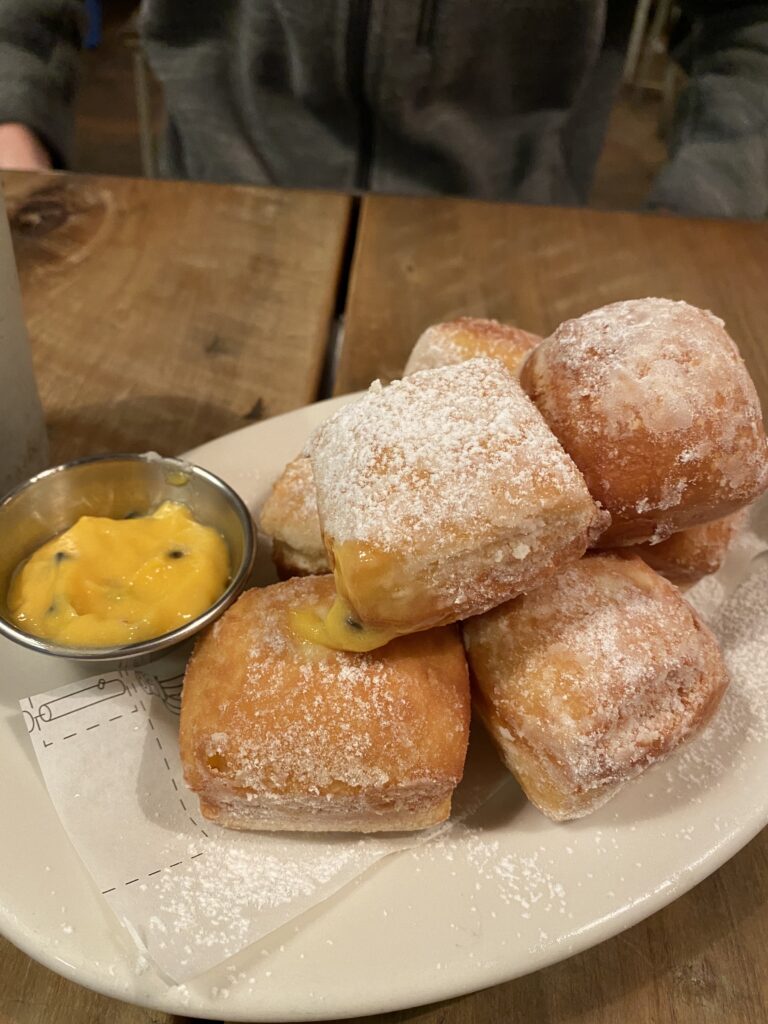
145,834 -> 386,971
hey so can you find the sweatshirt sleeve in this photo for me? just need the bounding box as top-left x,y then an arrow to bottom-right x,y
647,2 -> 768,218
0,0 -> 85,167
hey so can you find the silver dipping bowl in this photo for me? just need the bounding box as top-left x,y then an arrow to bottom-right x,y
0,453 -> 255,661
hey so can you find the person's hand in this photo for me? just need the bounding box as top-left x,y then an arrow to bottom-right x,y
0,123 -> 52,170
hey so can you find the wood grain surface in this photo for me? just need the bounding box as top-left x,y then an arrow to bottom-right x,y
336,194 -> 768,418
1,170 -> 350,465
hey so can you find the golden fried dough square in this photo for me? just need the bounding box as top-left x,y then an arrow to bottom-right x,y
181,575 -> 471,832
463,554 -> 729,820
404,317 -> 540,378
310,358 -> 607,634
521,298 -> 768,545
258,455 -> 330,578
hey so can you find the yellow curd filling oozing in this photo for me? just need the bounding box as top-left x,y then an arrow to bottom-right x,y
289,593 -> 400,652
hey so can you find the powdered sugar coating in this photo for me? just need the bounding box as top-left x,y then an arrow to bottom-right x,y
521,298 -> 768,545
312,359 -> 594,549
258,456 -> 329,576
464,554 -> 729,820
555,300 -> 728,439
259,457 -> 320,552
404,318 -> 540,378
309,358 -> 606,629
621,510 -> 748,586
180,575 -> 470,831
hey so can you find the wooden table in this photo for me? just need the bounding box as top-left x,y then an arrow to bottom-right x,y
2,171 -> 351,463
1,173 -> 766,1024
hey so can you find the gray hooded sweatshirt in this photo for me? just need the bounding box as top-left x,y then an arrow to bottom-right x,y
1,0 -> 767,216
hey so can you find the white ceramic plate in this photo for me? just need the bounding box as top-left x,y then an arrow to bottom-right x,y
1,394 -> 767,1022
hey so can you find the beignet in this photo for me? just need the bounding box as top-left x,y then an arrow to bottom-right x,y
620,511 -> 747,587
259,320 -> 540,581
463,554 -> 729,820
309,358 -> 608,637
258,455 -> 330,578
180,575 -> 471,832
405,317 -> 540,378
520,298 -> 768,546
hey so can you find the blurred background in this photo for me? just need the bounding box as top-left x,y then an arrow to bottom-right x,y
74,0 -> 679,211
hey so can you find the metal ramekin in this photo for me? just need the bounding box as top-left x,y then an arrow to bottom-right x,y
0,453 -> 255,661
